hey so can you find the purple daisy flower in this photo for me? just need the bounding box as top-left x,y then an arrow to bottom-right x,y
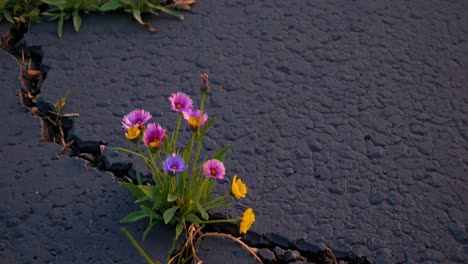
143,123 -> 166,150
169,92 -> 193,113
122,109 -> 152,130
164,154 -> 186,174
182,109 -> 208,129
203,159 -> 225,179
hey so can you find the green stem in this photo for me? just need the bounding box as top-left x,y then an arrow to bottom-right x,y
198,92 -> 207,135
171,114 -> 182,152
203,193 -> 229,207
121,227 -> 159,264
113,147 -> 148,162
177,240 -> 188,264
146,148 -> 159,185
204,178 -> 215,201
183,132 -> 196,194
152,151 -> 165,187
190,140 -> 203,178
200,218 -> 239,224
166,236 -> 178,264
136,141 -> 143,154
114,147 -> 159,181
185,132 -> 196,170
190,92 -> 206,179
156,151 -> 165,181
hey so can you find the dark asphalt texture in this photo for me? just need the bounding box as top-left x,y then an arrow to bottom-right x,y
1,0 -> 468,263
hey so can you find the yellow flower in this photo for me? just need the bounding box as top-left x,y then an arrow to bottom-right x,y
125,126 -> 141,142
239,208 -> 255,234
231,175 -> 247,199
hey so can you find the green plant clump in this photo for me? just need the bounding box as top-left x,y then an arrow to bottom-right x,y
116,74 -> 256,263
0,0 -> 192,37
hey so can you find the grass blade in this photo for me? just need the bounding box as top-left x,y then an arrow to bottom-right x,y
72,10 -> 82,32
154,6 -> 184,20
120,227 -> 159,264
57,13 -> 64,37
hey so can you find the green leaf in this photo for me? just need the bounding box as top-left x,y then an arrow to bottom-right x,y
163,136 -> 170,156
181,144 -> 190,163
151,197 -> 162,210
212,144 -> 232,162
121,182 -> 146,200
142,221 -> 157,242
132,9 -> 143,24
132,8 -> 157,32
57,13 -> 64,38
134,196 -> 151,203
167,193 -> 177,202
175,223 -> 184,239
43,0 -> 67,10
136,166 -> 142,185
195,203 -> 209,220
154,6 -> 184,21
199,117 -> 216,138
163,206 -> 178,224
41,12 -> 60,18
139,185 -> 158,200
99,0 -> 123,12
42,0 -> 64,4
176,173 -> 184,197
185,214 -> 202,223
72,10 -> 82,32
3,10 -> 14,24
120,209 -> 148,223
120,227 -> 156,264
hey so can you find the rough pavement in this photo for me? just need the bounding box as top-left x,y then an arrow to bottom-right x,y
1,0 -> 468,263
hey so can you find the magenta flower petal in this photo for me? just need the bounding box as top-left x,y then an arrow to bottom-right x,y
182,109 -> 208,129
122,109 -> 152,130
143,123 -> 166,150
169,92 -> 193,113
203,159 -> 225,179
164,154 -> 186,174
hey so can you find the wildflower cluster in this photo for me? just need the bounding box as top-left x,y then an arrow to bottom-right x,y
116,75 -> 255,262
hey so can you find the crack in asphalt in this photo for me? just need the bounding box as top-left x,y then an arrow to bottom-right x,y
1,22 -> 371,264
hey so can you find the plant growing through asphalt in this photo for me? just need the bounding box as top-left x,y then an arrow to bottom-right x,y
115,74 -> 258,263
0,0 -> 195,37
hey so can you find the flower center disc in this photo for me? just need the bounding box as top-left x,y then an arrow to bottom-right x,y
176,103 -> 182,109
189,117 -> 200,127
210,169 -> 217,175
172,165 -> 178,170
150,139 -> 160,148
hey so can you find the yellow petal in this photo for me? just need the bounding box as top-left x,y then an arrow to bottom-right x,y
239,208 -> 255,234
231,175 -> 247,199
125,126 -> 141,142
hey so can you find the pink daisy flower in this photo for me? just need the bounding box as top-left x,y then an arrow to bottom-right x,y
169,92 -> 193,113
203,159 -> 225,179
122,109 -> 152,130
182,109 -> 208,129
143,123 -> 166,150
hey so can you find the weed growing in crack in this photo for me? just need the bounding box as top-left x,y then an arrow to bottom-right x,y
0,0 -> 196,37
116,74 -> 258,264
36,89 -> 79,147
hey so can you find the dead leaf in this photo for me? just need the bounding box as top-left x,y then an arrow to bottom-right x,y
174,0 -> 196,10
28,69 -> 41,78
174,0 -> 196,5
